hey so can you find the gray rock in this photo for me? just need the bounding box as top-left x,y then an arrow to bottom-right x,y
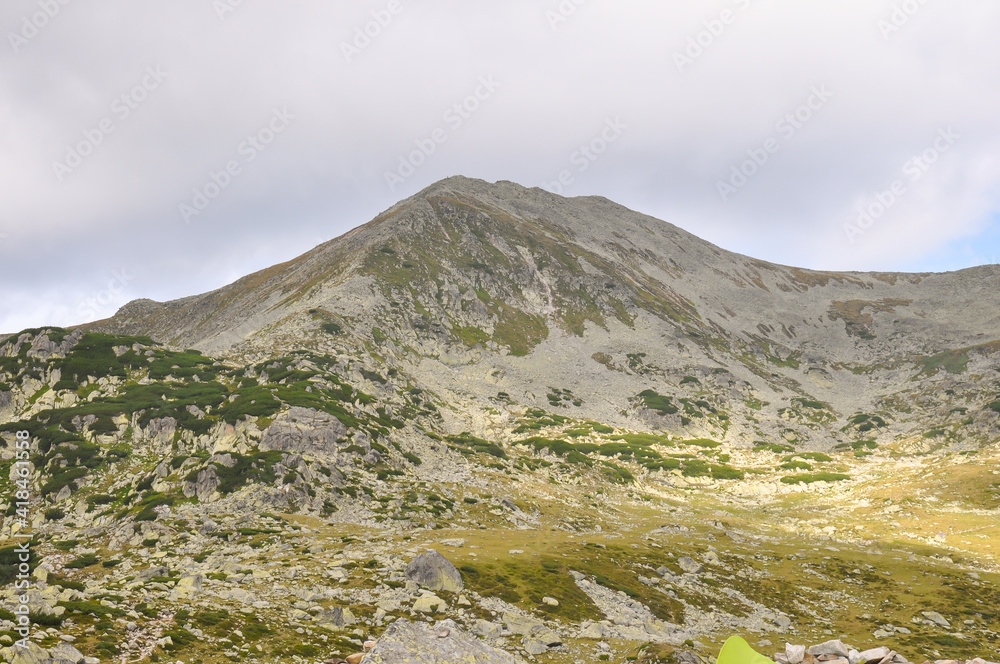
138,565 -> 170,581
316,607 -> 355,627
405,550 -> 463,593
412,593 -> 446,613
361,618 -> 517,664
1,641 -> 49,664
183,465 -> 221,502
260,407 -> 348,456
921,611 -> 951,628
809,640 -> 850,658
502,612 -> 544,636
523,628 -> 561,655
773,615 -> 792,631
786,643 -> 806,664
473,619 -> 501,640
677,557 -> 703,574
49,643 -> 86,663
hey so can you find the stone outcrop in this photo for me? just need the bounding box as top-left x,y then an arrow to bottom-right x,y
404,550 -> 463,593
259,406 -> 348,455
775,639 -> 998,664
359,618 -> 519,664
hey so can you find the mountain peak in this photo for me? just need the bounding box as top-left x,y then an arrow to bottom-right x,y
94,178 -> 1000,449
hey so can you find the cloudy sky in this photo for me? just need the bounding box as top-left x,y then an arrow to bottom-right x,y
2,0 -> 999,333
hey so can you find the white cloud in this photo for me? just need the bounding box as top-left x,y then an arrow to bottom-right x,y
1,0 -> 999,331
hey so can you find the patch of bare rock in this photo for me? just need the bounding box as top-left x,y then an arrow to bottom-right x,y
774,639 -> 997,664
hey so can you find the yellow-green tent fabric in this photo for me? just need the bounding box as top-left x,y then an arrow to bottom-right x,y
717,636 -> 777,664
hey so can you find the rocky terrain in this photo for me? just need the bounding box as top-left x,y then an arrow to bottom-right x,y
0,177 -> 998,663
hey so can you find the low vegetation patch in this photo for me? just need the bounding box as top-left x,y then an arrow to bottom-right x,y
780,473 -> 850,484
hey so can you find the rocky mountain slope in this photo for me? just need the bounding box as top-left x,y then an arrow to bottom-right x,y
0,177 -> 998,663
96,176 -> 1000,453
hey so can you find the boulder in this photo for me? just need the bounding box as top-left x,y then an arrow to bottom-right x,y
317,607 -> 355,628
786,643 -> 806,664
522,627 -> 562,655
404,550 -> 463,593
412,593 -> 446,613
809,641 -> 850,658
1,641 -> 49,664
49,643 -> 86,664
183,466 -> 221,502
677,557 -> 703,574
859,647 -> 890,663
171,573 -> 204,599
502,611 -> 544,636
921,611 -> 951,628
259,407 -> 348,456
361,618 -> 517,664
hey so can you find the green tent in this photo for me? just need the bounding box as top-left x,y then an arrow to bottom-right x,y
717,636 -> 776,664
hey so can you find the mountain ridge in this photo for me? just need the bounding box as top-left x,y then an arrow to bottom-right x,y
89,176 -> 1000,452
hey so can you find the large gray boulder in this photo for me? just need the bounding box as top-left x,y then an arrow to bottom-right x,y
182,465 -> 221,502
361,618 -> 517,664
48,642 -> 86,663
809,640 -> 850,658
405,550 -> 464,593
259,407 -> 348,456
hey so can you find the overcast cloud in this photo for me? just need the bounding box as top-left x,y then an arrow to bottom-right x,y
2,0 -> 999,333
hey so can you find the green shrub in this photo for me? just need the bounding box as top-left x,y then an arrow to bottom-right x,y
212,451 -> 283,495
448,433 -> 508,459
710,466 -> 744,480
796,452 -> 833,462
637,390 -> 679,415
49,575 -> 85,591
681,459 -> 710,477
754,442 -> 795,453
683,438 -> 722,448
780,473 -> 850,484
29,611 -> 63,626
40,467 -> 88,497
58,600 -> 125,618
0,542 -> 38,584
66,554 -> 100,568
